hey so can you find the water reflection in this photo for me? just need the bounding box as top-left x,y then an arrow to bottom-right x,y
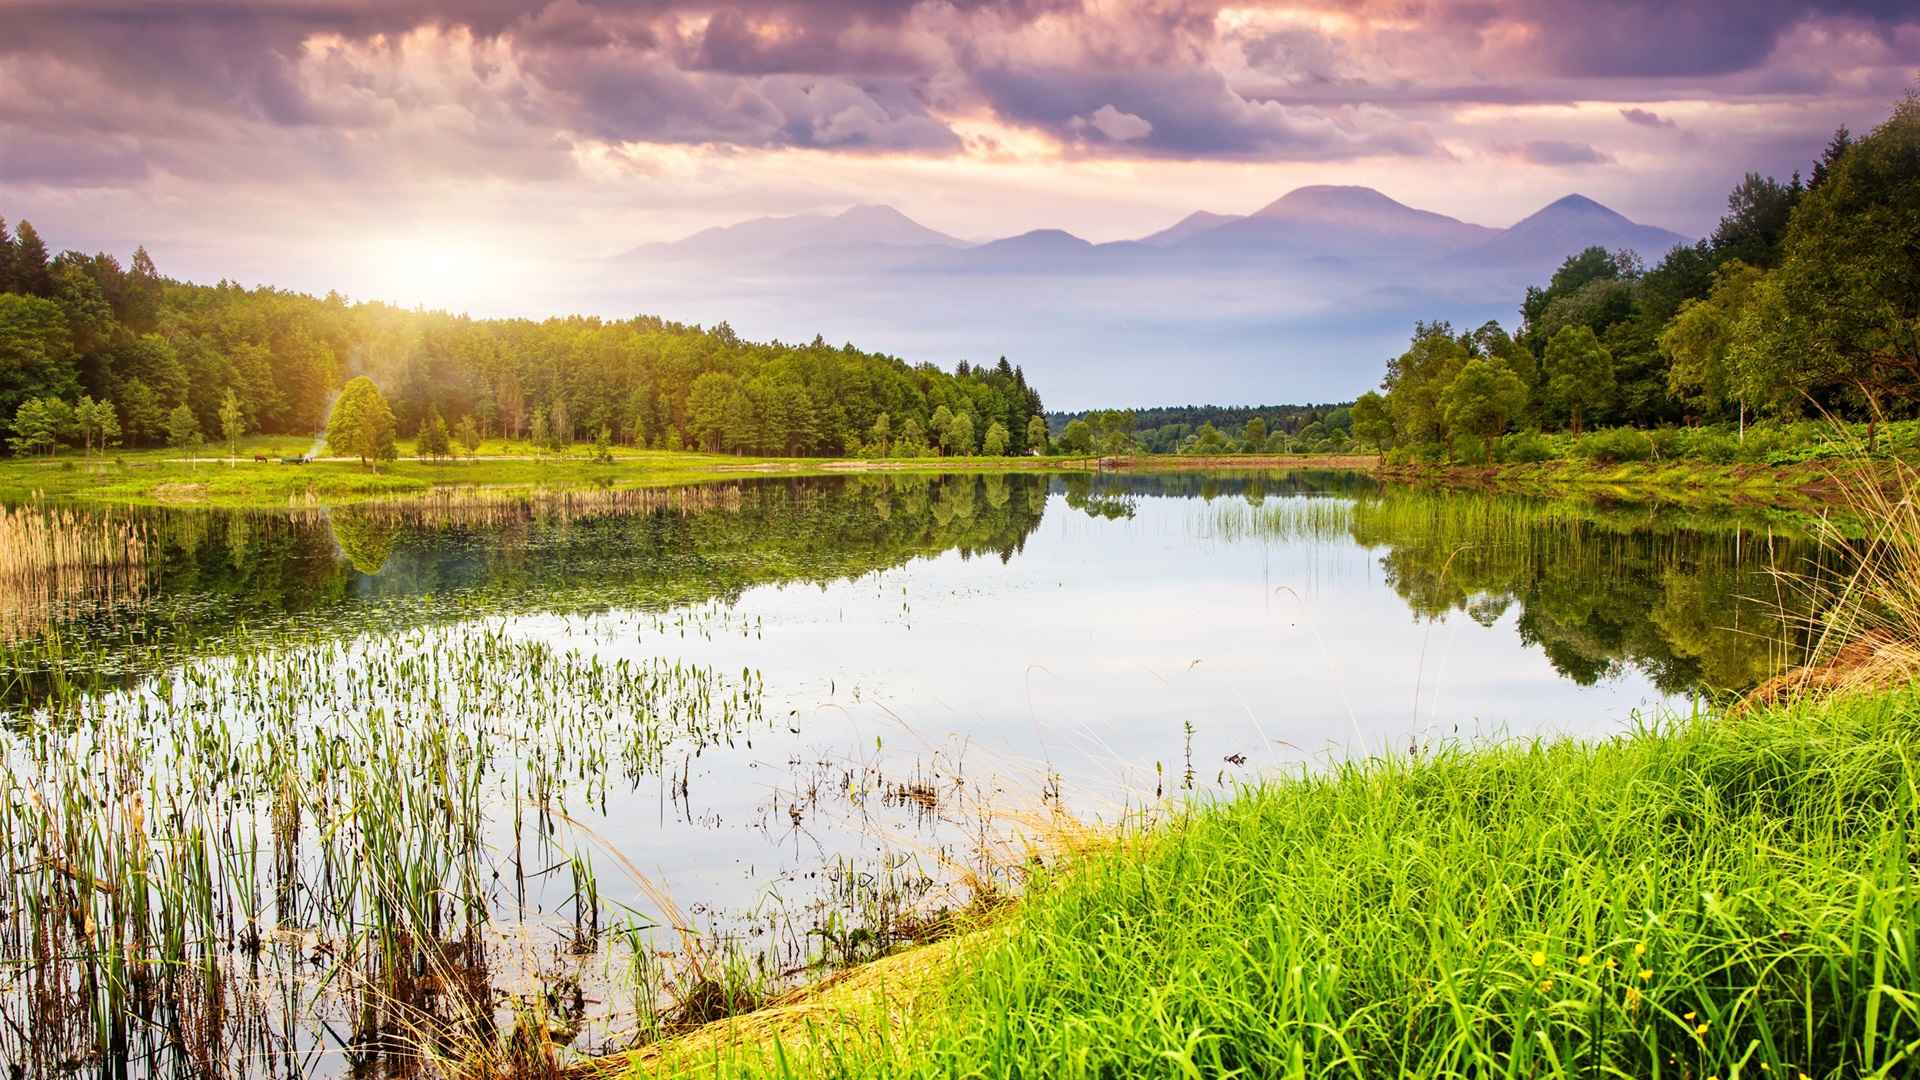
0,472 -> 1839,1076
3,472 -> 1829,709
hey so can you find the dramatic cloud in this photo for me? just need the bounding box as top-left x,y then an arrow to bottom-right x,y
0,0 -> 1912,302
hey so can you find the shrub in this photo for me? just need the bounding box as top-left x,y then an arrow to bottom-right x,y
1671,427 -> 1740,464
1497,430 -> 1558,464
1735,426 -> 1792,464
1571,427 -> 1654,464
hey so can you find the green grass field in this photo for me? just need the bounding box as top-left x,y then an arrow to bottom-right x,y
0,437 -> 1093,508
609,683 -> 1920,1079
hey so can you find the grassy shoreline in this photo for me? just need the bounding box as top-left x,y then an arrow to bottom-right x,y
1,440 -> 1891,513
1373,456 -> 1890,508
592,681 -> 1920,1079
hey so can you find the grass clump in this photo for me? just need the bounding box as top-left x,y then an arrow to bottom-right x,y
635,686 -> 1920,1078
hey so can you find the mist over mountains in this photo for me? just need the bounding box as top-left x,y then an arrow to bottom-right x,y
614,187 -> 1688,410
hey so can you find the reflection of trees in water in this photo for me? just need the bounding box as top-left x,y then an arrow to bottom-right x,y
16,474 -> 1053,673
1347,490 -> 1826,693
328,511 -> 401,575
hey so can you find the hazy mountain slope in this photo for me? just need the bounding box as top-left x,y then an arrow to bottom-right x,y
1466,194 -> 1689,266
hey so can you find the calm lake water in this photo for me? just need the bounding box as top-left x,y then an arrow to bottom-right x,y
0,471 -> 1833,1076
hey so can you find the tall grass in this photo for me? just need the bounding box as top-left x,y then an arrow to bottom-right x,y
0,502 -> 149,640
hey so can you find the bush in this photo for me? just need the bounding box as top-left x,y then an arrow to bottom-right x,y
1671,427 -> 1740,464
1571,427 -> 1654,464
1497,430 -> 1558,464
1735,426 -> 1792,464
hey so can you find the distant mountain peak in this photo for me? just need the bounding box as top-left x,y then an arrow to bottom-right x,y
1524,193 -> 1629,222
837,203 -> 915,224
1136,209 -> 1240,247
1257,185 -> 1408,217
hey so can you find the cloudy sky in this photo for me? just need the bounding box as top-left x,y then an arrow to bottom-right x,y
1,0 -> 1914,314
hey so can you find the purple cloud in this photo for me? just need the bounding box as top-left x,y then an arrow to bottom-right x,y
1502,139 -> 1614,166
1619,107 -> 1677,129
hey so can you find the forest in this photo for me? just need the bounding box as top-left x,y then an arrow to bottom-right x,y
1047,403 -> 1356,455
1359,87 -> 1919,464
0,225 -> 1046,460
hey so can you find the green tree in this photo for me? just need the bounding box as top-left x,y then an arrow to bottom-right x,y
165,403 -> 203,450
928,405 -> 954,452
1442,359 -> 1529,461
1711,172 -> 1801,268
1025,414 -> 1048,455
74,395 -> 120,455
1660,260 -> 1766,431
1771,87 -> 1920,451
982,419 -> 1009,456
456,414 -> 481,459
896,417 -> 927,457
944,411 -> 976,456
529,406 -> 549,457
1544,326 -> 1615,436
1383,322 -> 1470,451
1241,417 -> 1267,452
1350,391 -> 1394,451
1183,422 -> 1230,454
0,216 -> 13,294
592,424 -> 614,463
324,376 -> 398,470
8,396 -> 70,456
11,220 -> 52,297
1058,418 -> 1093,454
218,388 -> 247,460
686,372 -> 740,452
118,377 -> 164,446
0,293 -> 80,419
548,397 -> 572,454
867,412 -> 891,457
417,405 -> 451,460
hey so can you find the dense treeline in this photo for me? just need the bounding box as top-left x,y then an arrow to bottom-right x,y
1047,403 -> 1356,455
0,224 -> 1046,459
1359,86 -> 1919,462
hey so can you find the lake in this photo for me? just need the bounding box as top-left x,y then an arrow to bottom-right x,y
0,471 -> 1834,1076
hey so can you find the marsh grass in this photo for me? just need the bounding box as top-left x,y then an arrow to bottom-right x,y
0,502 -> 149,641
0,624 -> 768,1076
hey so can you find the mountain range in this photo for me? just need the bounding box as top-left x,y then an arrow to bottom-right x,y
622,186 -> 1687,276
607,186 -> 1691,410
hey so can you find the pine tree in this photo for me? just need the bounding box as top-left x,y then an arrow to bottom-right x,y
456,414 -> 481,459
529,407 -> 549,457
11,221 -> 51,297
0,216 -> 14,294
416,405 -> 451,460
165,404 -> 203,450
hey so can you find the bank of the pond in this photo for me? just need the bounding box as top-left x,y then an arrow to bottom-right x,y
1373,455 -> 1899,509
594,683 -> 1920,1079
0,438 -> 1105,508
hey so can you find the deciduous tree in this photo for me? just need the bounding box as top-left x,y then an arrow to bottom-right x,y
1442,359 -> 1529,461
1545,326 -> 1615,436
324,376 -> 398,470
